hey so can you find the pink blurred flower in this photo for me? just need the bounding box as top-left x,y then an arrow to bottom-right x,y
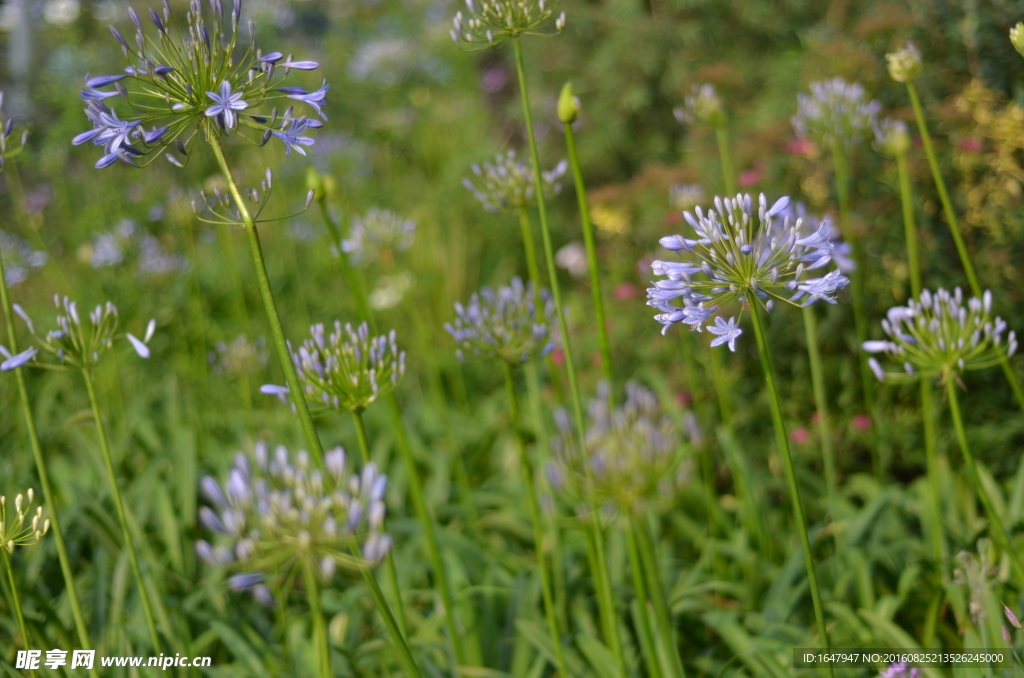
675,390 -> 693,408
738,166 -> 762,188
551,348 -> 565,366
666,211 -> 683,226
790,427 -> 810,444
851,414 -> 871,431
957,137 -> 983,153
786,137 -> 816,157
613,282 -> 638,300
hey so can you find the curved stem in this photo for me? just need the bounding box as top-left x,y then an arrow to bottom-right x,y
502,361 -> 570,677
563,122 -> 613,395
2,549 -> 35,677
625,521 -> 663,678
352,410 -> 409,639
302,560 -> 332,678
207,134 -> 324,462
749,306 -> 832,673
512,38 -> 624,676
945,378 -> 1024,585
362,566 -> 425,678
906,82 -> 1024,412
0,253 -> 89,648
802,307 -> 838,540
83,368 -> 162,652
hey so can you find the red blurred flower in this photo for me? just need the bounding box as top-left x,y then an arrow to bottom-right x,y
790,427 -> 810,445
957,137 -> 983,153
738,166 -> 762,188
851,414 -> 871,431
786,137 -> 816,157
551,348 -> 565,366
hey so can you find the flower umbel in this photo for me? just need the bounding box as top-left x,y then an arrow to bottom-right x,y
450,0 -> 566,50
0,231 -> 47,287
196,443 -> 391,603
74,0 -> 328,168
646,193 -> 850,349
2,296 -> 154,371
548,381 -> 683,517
462,150 -> 567,213
792,78 -> 881,148
673,84 -> 724,128
874,117 -> 911,157
342,208 -> 416,266
862,288 -> 1016,383
263,322 -> 405,413
886,42 -> 923,83
445,276 -> 557,364
0,489 -> 49,553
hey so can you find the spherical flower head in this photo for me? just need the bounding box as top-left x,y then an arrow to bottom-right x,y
549,381 -> 683,518
780,201 -> 855,274
445,276 -> 558,364
885,42 -> 922,83
669,183 -> 705,213
462,150 -> 566,213
880,662 -> 920,678
1,295 -> 154,371
74,0 -> 329,169
792,78 -> 881,148
267,321 -> 405,413
673,84 -> 724,128
342,208 -> 415,266
450,0 -> 566,50
0,91 -> 29,171
0,488 -> 50,554
646,193 -> 850,350
0,230 -> 48,287
1012,23 -> 1024,58
196,443 -> 391,602
210,334 -> 268,378
874,117 -> 911,157
862,288 -> 1016,384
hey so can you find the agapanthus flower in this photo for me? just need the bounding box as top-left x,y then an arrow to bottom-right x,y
192,168 -> 315,227
646,193 -> 850,349
0,230 -> 47,286
0,489 -> 49,553
792,78 -> 881,148
1,295 -> 155,371
880,662 -> 920,678
445,276 -> 557,364
262,322 -> 405,413
0,92 -> 28,171
673,84 -> 724,128
462,150 -> 567,213
669,183 -> 705,212
450,0 -> 565,50
781,201 -> 855,273
342,208 -> 416,266
73,0 -> 328,168
874,117 -> 911,157
548,381 -> 684,517
862,288 -> 1016,383
885,42 -> 922,83
209,334 -> 268,378
196,443 -> 391,603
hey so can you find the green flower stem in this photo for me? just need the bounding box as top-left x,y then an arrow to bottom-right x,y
2,548 -> 34,677
207,134 -> 324,462
945,377 -> 1024,586
302,560 -> 332,678
896,150 -> 945,563
361,564 -> 426,678
831,141 -> 876,469
698,434 -> 723,581
632,517 -> 686,678
624,521 -> 663,678
905,82 -> 1024,412
352,410 -> 409,639
83,368 -> 162,652
518,206 -> 545,300
748,305 -> 832,673
708,126 -> 737,425
563,120 -> 613,394
315,195 -> 470,671
512,37 -> 625,676
501,361 -> 570,678
0,255 -> 90,649
802,307 -> 838,537
216,227 -> 257,428
714,126 -> 738,196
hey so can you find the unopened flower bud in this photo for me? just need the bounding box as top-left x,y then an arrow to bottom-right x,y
558,82 -> 580,124
886,42 -> 922,83
1012,23 -> 1024,57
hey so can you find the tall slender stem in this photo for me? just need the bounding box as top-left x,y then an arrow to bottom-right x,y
318,200 -> 374,328
905,82 -> 1024,412
715,126 -> 738,196
2,549 -> 34,677
361,565 -> 425,678
207,134 -> 324,461
83,368 -> 162,652
512,38 -> 624,676
352,410 -> 409,638
518,206 -> 544,297
945,377 -> 1024,585
624,522 -> 663,678
302,560 -> 332,678
632,517 -> 686,678
563,121 -> 613,393
748,305 -> 832,673
802,307 -> 838,537
895,151 -> 945,563
501,361 -> 570,677
0,255 -> 89,648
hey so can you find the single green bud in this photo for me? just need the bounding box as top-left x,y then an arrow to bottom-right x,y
558,82 -> 580,124
322,174 -> 338,202
1012,23 -> 1024,57
885,42 -> 922,83
306,166 -> 325,202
